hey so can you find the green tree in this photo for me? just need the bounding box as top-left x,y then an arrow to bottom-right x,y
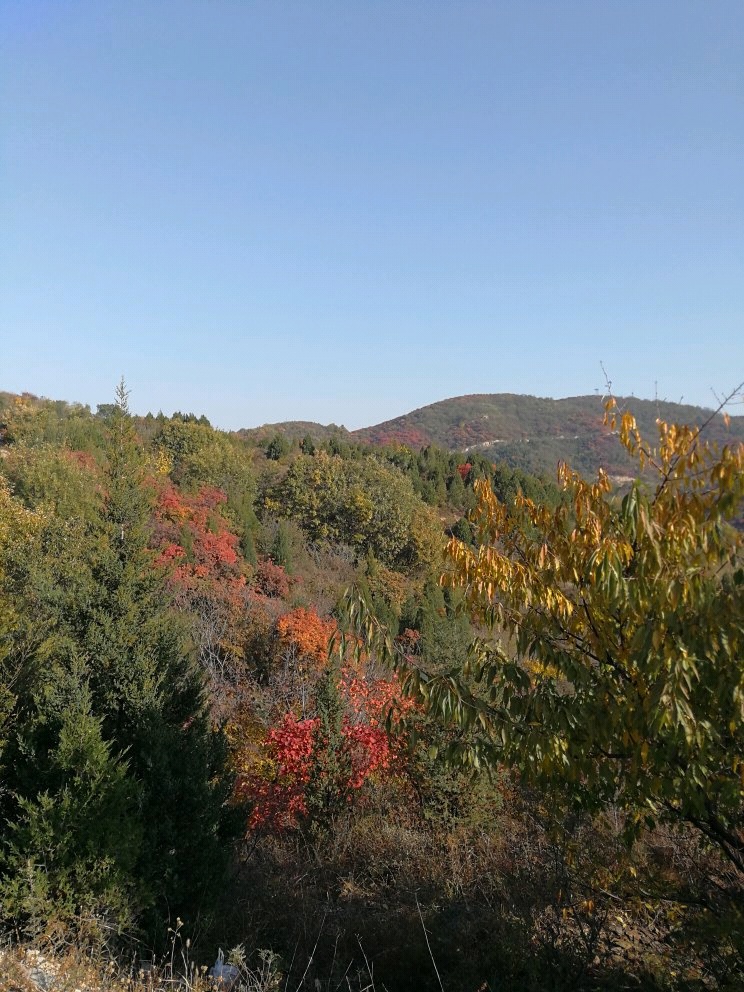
155,417 -> 255,496
1,664 -> 141,936
270,519 -> 293,572
300,433 -> 316,456
265,452 -> 442,572
303,665 -> 352,833
3,395 -> 101,452
87,383 -> 231,930
0,482 -> 43,778
0,383 -> 232,940
265,433 -> 290,461
446,468 -> 466,508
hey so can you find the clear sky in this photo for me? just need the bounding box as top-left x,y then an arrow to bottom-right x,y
2,1 -> 743,430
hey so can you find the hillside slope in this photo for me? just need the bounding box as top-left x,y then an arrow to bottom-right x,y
352,393 -> 744,478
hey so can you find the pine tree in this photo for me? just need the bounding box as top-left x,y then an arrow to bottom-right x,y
270,519 -> 293,572
0,658 -> 141,936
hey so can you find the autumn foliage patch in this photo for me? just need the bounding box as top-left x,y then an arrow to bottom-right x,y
241,669 -> 413,830
153,483 -> 245,593
253,559 -> 291,598
275,606 -> 338,664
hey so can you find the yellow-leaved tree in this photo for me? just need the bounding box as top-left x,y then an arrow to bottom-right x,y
344,394 -> 744,875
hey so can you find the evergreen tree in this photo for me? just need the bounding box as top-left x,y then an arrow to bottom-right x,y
303,664 -> 351,832
1,660 -> 141,936
300,433 -> 316,456
228,490 -> 259,566
265,433 -> 290,460
86,382 -> 231,934
0,383 -> 232,941
270,519 -> 293,572
446,469 -> 467,508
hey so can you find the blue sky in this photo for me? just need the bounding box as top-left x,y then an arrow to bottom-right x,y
2,1 -> 742,430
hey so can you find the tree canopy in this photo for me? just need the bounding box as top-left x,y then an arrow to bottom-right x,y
0,386 -> 231,940
347,397 -> 744,874
264,451 -> 443,572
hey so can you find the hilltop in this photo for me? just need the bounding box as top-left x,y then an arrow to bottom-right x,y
351,392 -> 744,479
236,420 -> 351,446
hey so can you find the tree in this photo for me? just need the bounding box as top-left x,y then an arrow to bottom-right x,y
242,664 -> 402,833
152,482 -> 249,708
275,607 -> 337,666
265,452 -> 442,572
300,433 -> 316,456
85,383 -> 232,932
0,481 -> 44,777
0,383 -> 232,940
154,416 -> 255,496
0,446 -> 143,936
265,433 -> 290,461
347,397 -> 744,873
0,664 -> 141,936
270,519 -> 293,571
302,665 -> 353,831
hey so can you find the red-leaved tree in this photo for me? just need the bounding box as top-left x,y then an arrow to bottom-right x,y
240,669 -> 414,831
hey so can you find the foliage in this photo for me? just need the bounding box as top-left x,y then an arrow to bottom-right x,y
275,607 -> 337,666
0,385 -> 232,941
265,433 -> 291,461
253,559 -> 291,599
153,483 -> 246,593
0,669 -> 141,934
152,482 -> 253,706
269,519 -> 293,571
242,667 -> 407,832
10,385 -> 740,987
0,443 -> 103,521
265,451 -> 442,572
1,394 -> 102,452
154,417 -> 255,497
417,398 -> 744,869
340,394 -> 744,984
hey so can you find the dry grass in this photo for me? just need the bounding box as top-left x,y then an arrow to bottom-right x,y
0,925 -> 278,992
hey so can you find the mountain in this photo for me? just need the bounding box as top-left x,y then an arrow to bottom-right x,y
7,388 -> 742,484
351,393 -> 744,480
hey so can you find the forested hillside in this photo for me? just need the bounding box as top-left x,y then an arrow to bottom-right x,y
353,393 -> 744,479
0,386 -> 742,992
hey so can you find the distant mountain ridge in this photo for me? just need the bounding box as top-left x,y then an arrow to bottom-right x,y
5,388 -> 741,484
350,393 -> 744,479
236,394 -> 744,480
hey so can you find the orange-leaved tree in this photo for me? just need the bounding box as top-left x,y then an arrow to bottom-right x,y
275,606 -> 338,666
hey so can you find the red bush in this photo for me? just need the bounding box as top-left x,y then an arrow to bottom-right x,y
253,559 -> 291,598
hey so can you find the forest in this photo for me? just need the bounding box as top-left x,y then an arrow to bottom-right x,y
0,385 -> 742,992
